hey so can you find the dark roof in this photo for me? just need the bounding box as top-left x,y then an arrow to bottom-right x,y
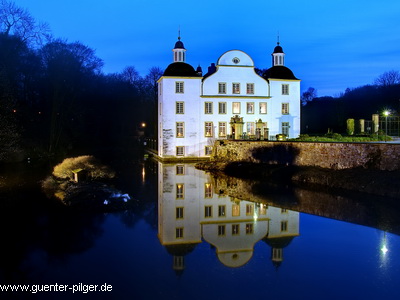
163,62 -> 200,77
263,236 -> 295,248
174,40 -> 185,49
263,66 -> 299,80
165,243 -> 197,256
273,45 -> 284,53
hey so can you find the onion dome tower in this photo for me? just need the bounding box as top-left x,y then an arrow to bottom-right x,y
163,34 -> 200,77
272,35 -> 285,66
173,32 -> 186,63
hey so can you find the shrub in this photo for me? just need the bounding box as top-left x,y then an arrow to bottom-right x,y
53,155 -> 115,180
346,119 -> 355,135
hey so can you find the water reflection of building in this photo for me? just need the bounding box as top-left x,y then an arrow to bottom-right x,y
157,163 -> 299,271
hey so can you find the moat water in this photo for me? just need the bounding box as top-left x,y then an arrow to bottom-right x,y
1,159 -> 399,300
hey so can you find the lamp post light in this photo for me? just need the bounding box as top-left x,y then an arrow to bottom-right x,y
383,110 -> 390,142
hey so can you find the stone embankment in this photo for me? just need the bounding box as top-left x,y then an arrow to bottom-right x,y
211,140 -> 400,171
197,141 -> 400,198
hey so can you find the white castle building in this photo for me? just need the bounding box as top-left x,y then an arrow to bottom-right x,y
157,36 -> 301,160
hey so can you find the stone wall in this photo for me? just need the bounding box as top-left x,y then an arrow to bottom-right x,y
211,140 -> 400,171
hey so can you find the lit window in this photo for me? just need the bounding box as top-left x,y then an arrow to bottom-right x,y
259,204 -> 267,215
205,122 -> 213,137
246,204 -> 254,216
176,207 -> 184,219
176,122 -> 184,137
218,205 -> 226,217
259,102 -> 267,114
205,146 -> 212,155
282,84 -> 289,95
218,225 -> 226,236
246,102 -> 254,114
205,206 -> 212,218
246,83 -> 254,94
176,165 -> 185,175
218,122 -> 227,137
218,102 -> 226,114
176,102 -> 184,114
205,183 -> 213,198
176,227 -> 184,238
282,103 -> 289,114
218,82 -> 226,94
232,204 -> 240,217
176,146 -> 184,156
205,102 -> 213,114
176,82 -> 184,93
232,102 -> 240,114
232,224 -> 240,235
232,83 -> 240,94
246,223 -> 253,234
281,221 -> 288,232
176,184 -> 184,199
247,122 -> 255,135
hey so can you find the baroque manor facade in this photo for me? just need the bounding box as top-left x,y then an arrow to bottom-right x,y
157,37 -> 301,159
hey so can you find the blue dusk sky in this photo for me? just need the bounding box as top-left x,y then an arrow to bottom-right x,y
14,0 -> 400,96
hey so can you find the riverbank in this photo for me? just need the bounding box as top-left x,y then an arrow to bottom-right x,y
196,161 -> 400,199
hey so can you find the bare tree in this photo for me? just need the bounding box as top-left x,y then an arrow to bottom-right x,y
0,0 -> 51,46
301,87 -> 317,105
122,66 -> 141,85
374,70 -> 400,87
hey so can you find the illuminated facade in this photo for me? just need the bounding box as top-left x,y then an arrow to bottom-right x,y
157,37 -> 301,159
157,163 -> 299,270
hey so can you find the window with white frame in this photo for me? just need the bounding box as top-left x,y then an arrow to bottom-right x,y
218,205 -> 226,217
176,165 -> 185,175
205,183 -> 213,198
218,225 -> 225,236
247,122 -> 255,135
281,221 -> 288,232
205,102 -> 213,114
205,122 -> 213,137
218,102 -> 226,114
176,82 -> 184,93
176,207 -> 184,219
246,102 -> 254,114
205,206 -> 212,218
218,82 -> 226,94
176,227 -> 184,238
218,122 -> 227,137
259,102 -> 267,114
246,83 -> 254,94
176,122 -> 184,137
176,146 -> 184,156
232,83 -> 240,94
176,102 -> 184,114
282,84 -> 289,95
232,224 -> 240,235
232,102 -> 240,114
176,183 -> 184,199
282,103 -> 289,114
205,146 -> 213,155
232,204 -> 240,216
246,223 -> 253,234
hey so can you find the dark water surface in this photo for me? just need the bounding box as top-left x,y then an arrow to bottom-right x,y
0,159 -> 399,300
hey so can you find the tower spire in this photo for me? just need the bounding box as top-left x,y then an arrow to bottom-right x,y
272,34 -> 285,67
173,29 -> 186,63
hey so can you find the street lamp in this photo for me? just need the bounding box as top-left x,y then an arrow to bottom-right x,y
383,110 -> 390,142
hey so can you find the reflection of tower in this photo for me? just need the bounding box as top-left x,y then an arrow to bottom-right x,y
263,207 -> 299,268
165,244 -> 197,276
